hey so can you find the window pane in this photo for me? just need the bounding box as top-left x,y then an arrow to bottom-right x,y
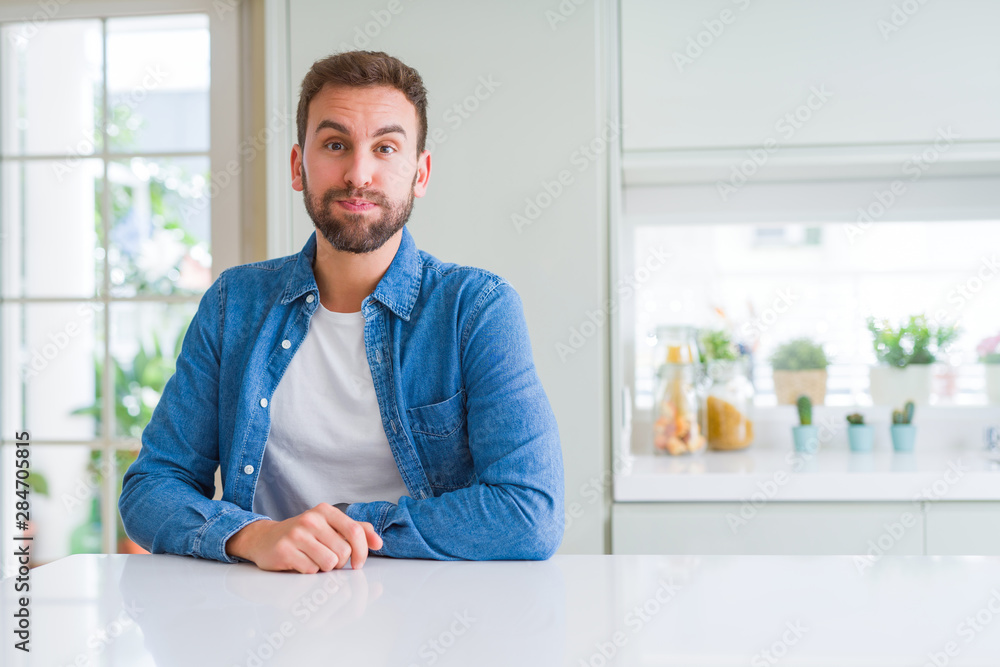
1,159 -> 102,298
106,14 -> 209,153
109,301 -> 198,439
1,303 -> 103,440
115,449 -> 147,554
0,19 -> 103,157
108,157 -> 212,297
1,444 -> 105,565
631,221 -> 1000,407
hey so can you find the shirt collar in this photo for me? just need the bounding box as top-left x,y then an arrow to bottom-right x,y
280,226 -> 422,322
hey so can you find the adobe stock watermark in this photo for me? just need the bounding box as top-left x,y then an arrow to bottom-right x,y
407,611 -> 476,667
4,0 -> 72,46
921,589 -> 1000,667
511,120 -> 623,234
234,575 -> 345,667
576,577 -> 682,666
181,107 -> 294,219
672,0 -> 754,73
843,127 -> 960,244
75,602 -> 145,664
716,85 -> 834,201
854,459 -> 967,574
565,449 -> 631,532
751,620 -> 809,667
54,64 -> 171,182
19,303 -> 99,382
725,418 -> 837,534
739,287 -> 799,342
943,252 -> 1000,313
877,0 -> 932,41
555,245 -> 671,363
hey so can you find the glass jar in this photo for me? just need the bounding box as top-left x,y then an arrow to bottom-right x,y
704,358 -> 755,451
651,326 -> 706,455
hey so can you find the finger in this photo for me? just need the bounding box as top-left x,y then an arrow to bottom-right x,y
361,522 -> 383,551
296,533 -> 341,572
316,504 -> 370,569
304,515 -> 352,569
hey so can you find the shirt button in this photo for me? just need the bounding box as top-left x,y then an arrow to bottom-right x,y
244,465 -> 254,475
305,294 -> 315,303
281,339 -> 291,349
260,398 -> 268,408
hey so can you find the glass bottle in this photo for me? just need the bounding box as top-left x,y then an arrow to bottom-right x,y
704,358 -> 755,451
652,326 -> 706,455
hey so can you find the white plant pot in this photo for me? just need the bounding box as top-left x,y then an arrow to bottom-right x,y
986,365 -> 1000,405
868,365 -> 932,406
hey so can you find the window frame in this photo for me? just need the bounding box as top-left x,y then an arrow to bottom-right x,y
0,0 -> 241,568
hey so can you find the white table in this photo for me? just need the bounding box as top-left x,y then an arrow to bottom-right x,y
4,553 -> 1000,666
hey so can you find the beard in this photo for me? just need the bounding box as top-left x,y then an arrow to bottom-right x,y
302,169 -> 416,254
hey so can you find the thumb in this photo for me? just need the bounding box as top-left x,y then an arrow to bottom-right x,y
361,522 -> 383,550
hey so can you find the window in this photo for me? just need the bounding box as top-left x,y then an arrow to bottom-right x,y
0,2 -> 240,571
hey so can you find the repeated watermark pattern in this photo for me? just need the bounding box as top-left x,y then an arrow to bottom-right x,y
843,127 -> 959,244
512,120 -> 623,234
672,0 -> 754,73
716,86 -> 834,201
555,244 -> 670,363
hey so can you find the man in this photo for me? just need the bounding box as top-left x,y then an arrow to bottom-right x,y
119,51 -> 564,573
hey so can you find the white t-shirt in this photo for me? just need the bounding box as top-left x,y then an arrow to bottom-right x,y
251,304 -> 410,521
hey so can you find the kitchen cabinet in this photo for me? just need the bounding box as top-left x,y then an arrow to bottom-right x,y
925,502 -> 1000,556
612,501 -> 925,556
621,0 -> 1000,152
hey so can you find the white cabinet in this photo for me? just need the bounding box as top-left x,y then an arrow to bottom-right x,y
621,0 -> 1000,152
615,500 -> 1000,555
613,502 -> 924,555
925,502 -> 1000,556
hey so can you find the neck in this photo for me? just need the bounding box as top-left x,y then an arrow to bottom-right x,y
312,229 -> 403,313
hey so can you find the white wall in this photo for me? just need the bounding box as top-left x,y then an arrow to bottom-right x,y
269,0 -> 613,553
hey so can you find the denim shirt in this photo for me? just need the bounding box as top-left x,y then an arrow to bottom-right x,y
119,227 -> 564,562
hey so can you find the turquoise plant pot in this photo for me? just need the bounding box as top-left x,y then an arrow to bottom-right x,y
890,424 -> 916,452
792,425 -> 819,454
847,424 -> 874,452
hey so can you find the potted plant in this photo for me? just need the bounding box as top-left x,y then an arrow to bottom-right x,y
770,338 -> 828,406
792,395 -> 818,454
867,315 -> 960,406
846,413 -> 874,452
890,400 -> 916,452
977,333 -> 1000,404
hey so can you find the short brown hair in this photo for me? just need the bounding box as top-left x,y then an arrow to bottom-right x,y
296,51 -> 428,156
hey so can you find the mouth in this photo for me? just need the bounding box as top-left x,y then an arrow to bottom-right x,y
336,198 -> 378,212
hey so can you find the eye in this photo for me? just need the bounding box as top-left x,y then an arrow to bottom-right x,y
324,141 -> 345,151
376,145 -> 396,155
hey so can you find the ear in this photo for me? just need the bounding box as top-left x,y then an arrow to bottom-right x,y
290,144 -> 304,192
412,149 -> 431,198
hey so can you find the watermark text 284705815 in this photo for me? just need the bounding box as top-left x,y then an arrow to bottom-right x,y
13,431 -> 33,653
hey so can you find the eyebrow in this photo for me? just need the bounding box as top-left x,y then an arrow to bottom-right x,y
315,120 -> 407,140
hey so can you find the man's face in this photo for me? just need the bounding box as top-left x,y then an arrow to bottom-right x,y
291,84 -> 430,254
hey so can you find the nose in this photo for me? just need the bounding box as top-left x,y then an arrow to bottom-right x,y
343,150 -> 374,190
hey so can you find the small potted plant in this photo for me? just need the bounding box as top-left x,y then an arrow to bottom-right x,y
890,400 -> 916,452
792,395 -> 818,454
867,315 -> 960,406
846,413 -> 874,452
770,338 -> 829,406
977,332 -> 1000,404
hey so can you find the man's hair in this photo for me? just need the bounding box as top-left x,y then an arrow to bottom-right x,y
296,50 -> 428,156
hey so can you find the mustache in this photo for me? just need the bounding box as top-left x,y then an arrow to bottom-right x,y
321,187 -> 389,207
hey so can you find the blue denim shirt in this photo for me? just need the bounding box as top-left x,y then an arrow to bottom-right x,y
119,227 -> 564,561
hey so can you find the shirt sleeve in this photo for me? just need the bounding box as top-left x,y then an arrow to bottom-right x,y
118,273 -> 269,563
345,280 -> 565,560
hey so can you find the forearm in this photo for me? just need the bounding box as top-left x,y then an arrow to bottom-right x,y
120,472 -> 268,562
346,478 -> 563,561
